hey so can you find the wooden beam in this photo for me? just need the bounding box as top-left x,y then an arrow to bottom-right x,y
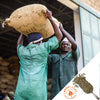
54,12 -> 73,20
40,0 -> 61,12
2,32 -> 18,38
0,29 -> 12,34
0,48 -> 16,53
0,3 -> 14,11
57,0 -> 78,12
15,0 -> 25,5
0,40 -> 16,45
0,36 -> 17,42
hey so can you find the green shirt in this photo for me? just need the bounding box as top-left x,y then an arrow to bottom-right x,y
48,47 -> 80,99
14,36 -> 59,100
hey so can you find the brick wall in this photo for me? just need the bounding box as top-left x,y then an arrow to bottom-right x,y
79,0 -> 100,13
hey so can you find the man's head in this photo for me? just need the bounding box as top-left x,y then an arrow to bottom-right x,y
27,32 -> 43,44
60,38 -> 71,52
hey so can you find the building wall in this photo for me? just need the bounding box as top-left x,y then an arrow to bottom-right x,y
79,0 -> 100,13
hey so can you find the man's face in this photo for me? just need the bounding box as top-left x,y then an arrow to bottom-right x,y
61,41 -> 71,52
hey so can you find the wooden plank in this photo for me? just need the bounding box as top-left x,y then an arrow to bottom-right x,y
0,35 -> 17,42
57,0 -> 78,12
0,3 -> 13,11
15,0 -> 25,5
0,47 -> 16,53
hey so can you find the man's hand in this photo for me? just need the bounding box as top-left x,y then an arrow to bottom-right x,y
59,23 -> 64,31
17,33 -> 23,46
44,9 -> 63,42
44,9 -> 52,20
59,23 -> 77,50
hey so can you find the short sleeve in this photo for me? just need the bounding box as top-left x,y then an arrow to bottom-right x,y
17,44 -> 24,58
72,46 -> 80,60
45,36 -> 59,53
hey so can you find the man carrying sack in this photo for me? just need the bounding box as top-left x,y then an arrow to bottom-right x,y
14,9 -> 62,100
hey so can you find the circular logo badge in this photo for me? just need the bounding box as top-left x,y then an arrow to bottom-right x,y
64,86 -> 77,99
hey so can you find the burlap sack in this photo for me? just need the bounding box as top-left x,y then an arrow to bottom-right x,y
6,4 -> 59,39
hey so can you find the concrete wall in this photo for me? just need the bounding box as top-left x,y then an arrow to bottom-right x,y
79,0 -> 100,13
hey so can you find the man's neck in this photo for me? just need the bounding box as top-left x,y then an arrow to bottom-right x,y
61,51 -> 68,57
